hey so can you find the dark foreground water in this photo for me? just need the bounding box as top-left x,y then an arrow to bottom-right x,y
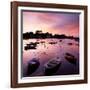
23,39 -> 79,77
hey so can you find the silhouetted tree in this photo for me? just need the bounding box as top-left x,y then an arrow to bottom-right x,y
23,30 -> 79,40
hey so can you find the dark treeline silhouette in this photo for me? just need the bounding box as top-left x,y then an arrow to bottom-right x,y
23,30 -> 79,40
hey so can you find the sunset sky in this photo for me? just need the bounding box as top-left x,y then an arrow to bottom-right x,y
22,11 -> 80,37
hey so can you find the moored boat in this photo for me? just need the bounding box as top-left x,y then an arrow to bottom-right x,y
24,42 -> 37,50
40,41 -> 45,44
26,58 -> 40,76
59,40 -> 62,42
44,58 -> 62,76
49,42 -> 57,44
68,43 -> 73,45
65,53 -> 77,65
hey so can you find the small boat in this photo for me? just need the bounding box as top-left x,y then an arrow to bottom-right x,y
59,40 -> 62,42
65,53 -> 77,65
26,58 -> 40,76
68,43 -> 73,45
40,41 -> 45,44
24,42 -> 37,50
35,42 -> 39,44
44,58 -> 62,76
49,42 -> 57,44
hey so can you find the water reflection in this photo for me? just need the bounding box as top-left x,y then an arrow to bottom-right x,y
23,39 -> 79,77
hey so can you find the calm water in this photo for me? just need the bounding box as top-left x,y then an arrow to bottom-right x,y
23,39 -> 79,77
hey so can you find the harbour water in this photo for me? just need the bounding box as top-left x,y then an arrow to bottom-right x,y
23,39 -> 79,77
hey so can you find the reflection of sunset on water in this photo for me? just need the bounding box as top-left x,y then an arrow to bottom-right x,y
23,39 -> 79,77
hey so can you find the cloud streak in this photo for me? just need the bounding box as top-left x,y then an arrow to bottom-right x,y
23,11 -> 80,37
